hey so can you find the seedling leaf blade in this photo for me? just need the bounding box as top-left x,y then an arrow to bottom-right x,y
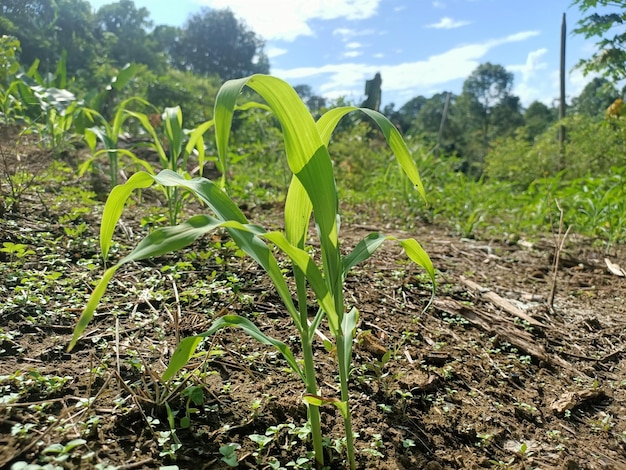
163,315 -> 304,382
100,171 -> 155,260
317,106 -> 427,202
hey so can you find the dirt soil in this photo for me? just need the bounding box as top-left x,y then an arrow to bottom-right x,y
1,128 -> 625,470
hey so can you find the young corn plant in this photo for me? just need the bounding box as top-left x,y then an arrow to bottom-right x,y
123,105 -> 216,225
78,97 -> 158,188
68,75 -> 435,469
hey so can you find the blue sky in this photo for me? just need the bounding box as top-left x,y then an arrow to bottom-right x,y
86,0 -> 600,109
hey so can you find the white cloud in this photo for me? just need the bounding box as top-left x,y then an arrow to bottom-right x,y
344,51 -> 363,58
509,48 -> 552,105
432,0 -> 445,8
198,0 -> 382,41
333,28 -> 377,42
373,52 -> 385,59
509,48 -> 548,80
266,47 -> 288,58
274,31 -> 541,102
426,17 -> 471,29
346,42 -> 362,49
568,67 -> 600,99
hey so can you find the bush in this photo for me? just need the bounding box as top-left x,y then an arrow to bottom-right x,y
485,114 -> 626,187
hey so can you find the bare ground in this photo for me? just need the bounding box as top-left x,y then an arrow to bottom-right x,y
1,128 -> 625,470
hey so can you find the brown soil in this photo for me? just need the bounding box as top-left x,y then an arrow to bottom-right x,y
1,128 -> 625,470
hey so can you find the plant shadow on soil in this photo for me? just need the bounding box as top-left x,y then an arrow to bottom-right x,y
1,130 -> 625,470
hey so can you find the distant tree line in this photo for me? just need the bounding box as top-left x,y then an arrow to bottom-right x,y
0,0 -> 269,81
1,0 -> 624,178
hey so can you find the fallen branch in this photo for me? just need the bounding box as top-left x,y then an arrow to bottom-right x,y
460,276 -> 544,328
433,298 -> 580,375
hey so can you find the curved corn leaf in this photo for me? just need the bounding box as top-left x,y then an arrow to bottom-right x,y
112,96 -> 154,139
125,110 -> 169,168
185,118 -> 215,176
162,314 -> 304,382
67,265 -> 119,351
338,307 -> 359,380
317,106 -> 426,202
100,171 -> 155,260
77,148 -> 156,179
97,169 -> 302,325
262,230 -> 339,334
163,106 -> 184,166
341,233 -> 387,275
69,214 -> 228,351
284,175 -> 313,249
397,237 -> 436,307
342,232 -> 435,303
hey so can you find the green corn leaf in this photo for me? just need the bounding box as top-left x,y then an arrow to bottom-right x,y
302,394 -> 348,420
54,50 -> 67,90
70,215 -> 229,351
112,97 -> 153,140
120,214 -> 225,262
185,118 -> 215,176
124,110 -> 169,168
341,233 -> 436,308
96,169 -> 303,331
397,238 -> 436,307
163,106 -> 184,167
162,315 -> 304,382
342,233 -> 388,275
212,97 -> 270,185
317,106 -> 427,202
100,171 -> 155,260
338,307 -> 359,380
284,175 -> 313,248
262,230 -> 339,334
78,148 -> 155,179
68,265 -> 119,351
110,63 -> 138,91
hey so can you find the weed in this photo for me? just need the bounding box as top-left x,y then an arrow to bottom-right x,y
219,443 -> 240,467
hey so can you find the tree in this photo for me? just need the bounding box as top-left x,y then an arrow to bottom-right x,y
570,77 -> 617,117
412,92 -> 461,156
490,94 -> 524,137
55,0 -> 99,75
524,101 -> 557,140
0,0 -> 98,75
572,0 -> 626,81
454,62 -> 519,174
394,95 -> 427,132
171,8 -> 269,80
95,0 -> 164,71
152,25 -> 181,65
0,0 -> 59,72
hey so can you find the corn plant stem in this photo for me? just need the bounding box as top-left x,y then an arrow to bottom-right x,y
302,332 -> 324,466
295,269 -> 324,466
166,187 -> 179,226
109,150 -> 118,187
332,273 -> 356,469
337,336 -> 356,470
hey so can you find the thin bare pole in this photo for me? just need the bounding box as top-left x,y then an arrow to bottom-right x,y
435,92 -> 451,156
559,13 -> 566,164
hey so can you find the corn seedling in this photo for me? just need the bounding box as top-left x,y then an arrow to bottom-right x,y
78,97 -> 157,188
124,105 -> 216,225
68,75 -> 435,469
